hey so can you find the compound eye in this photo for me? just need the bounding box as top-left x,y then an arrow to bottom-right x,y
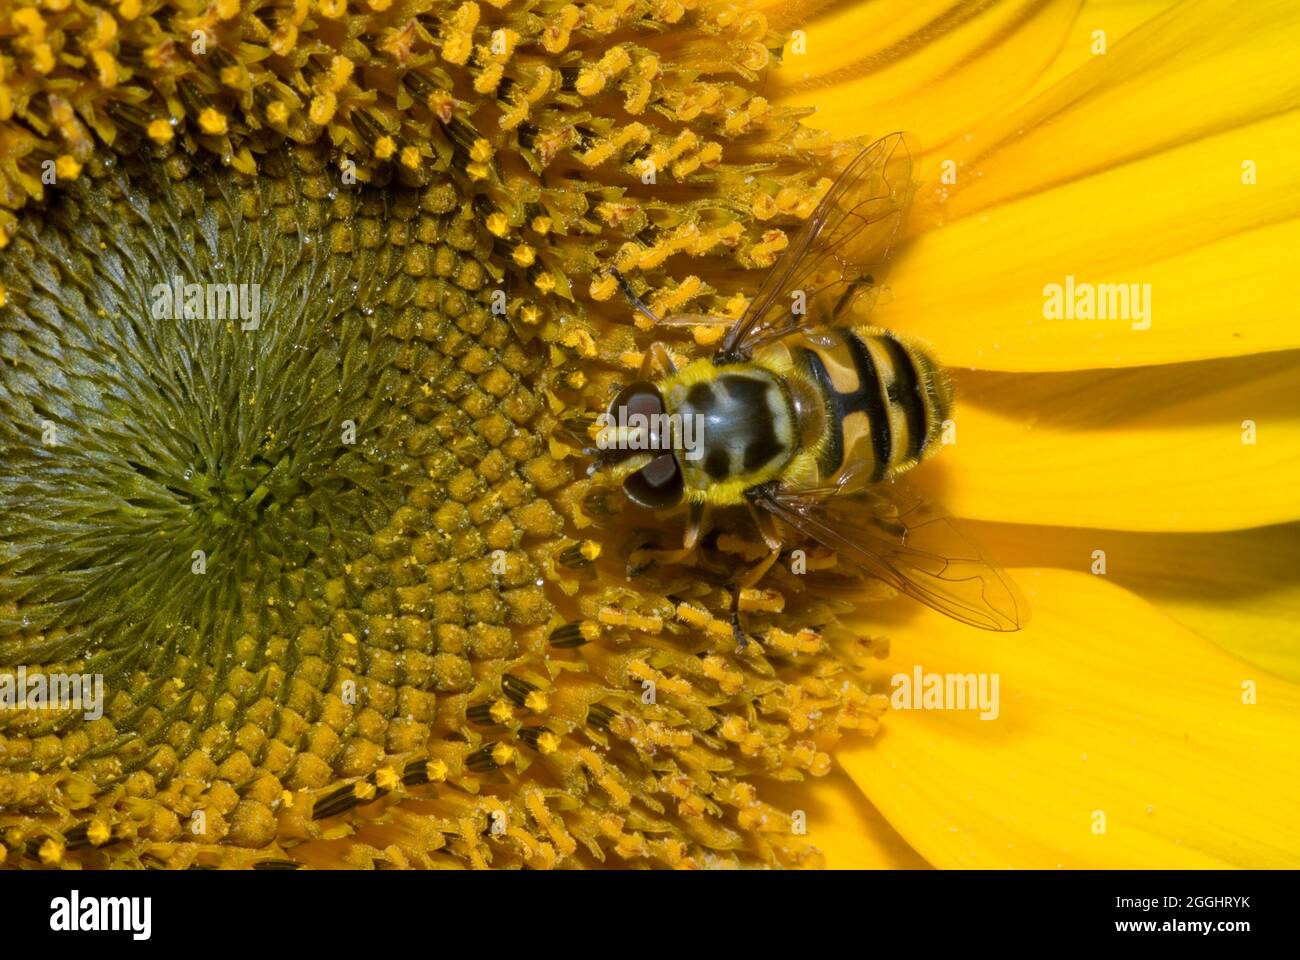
612,381 -> 663,422
623,453 -> 684,509
600,381 -> 665,466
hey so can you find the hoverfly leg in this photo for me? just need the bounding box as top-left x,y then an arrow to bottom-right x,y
727,502 -> 784,651
640,341 -> 678,378
626,501 -> 703,576
610,268 -> 662,325
726,551 -> 779,652
728,587 -> 747,652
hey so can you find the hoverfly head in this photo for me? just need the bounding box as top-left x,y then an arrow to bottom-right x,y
595,380 -> 685,510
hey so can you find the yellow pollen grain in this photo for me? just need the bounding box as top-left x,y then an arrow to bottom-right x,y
500,100 -> 529,130
524,690 -> 549,712
575,67 -> 606,97
589,273 -> 618,301
474,63 -> 504,94
598,606 -> 661,633
443,33 -> 474,66
675,602 -> 733,641
542,4 -> 581,52
375,766 -> 399,790
13,8 -> 45,39
658,275 -> 701,313
198,108 -> 228,136
374,136 -> 396,160
271,25 -> 298,56
327,56 -> 354,90
309,92 -> 337,126
692,324 -> 727,347
739,587 -> 783,612
87,818 -> 111,846
54,156 -> 81,181
557,326 -> 594,357
91,50 -> 119,88
750,229 -> 789,267
766,627 -> 823,655
33,45 -> 55,75
39,837 -> 64,866
701,656 -> 744,695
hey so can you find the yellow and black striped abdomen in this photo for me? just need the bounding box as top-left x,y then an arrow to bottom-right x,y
785,327 -> 952,488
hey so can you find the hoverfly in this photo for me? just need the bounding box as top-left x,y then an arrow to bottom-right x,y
595,133 -> 1026,644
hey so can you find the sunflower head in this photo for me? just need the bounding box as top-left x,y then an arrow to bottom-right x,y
0,0 -> 904,870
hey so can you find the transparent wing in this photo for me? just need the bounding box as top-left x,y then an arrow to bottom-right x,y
751,476 -> 1028,631
718,133 -> 914,361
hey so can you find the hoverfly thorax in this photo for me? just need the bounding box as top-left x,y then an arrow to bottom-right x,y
596,380 -> 685,509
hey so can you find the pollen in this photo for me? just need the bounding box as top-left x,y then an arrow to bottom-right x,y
53,155 -> 81,181
198,108 -> 228,136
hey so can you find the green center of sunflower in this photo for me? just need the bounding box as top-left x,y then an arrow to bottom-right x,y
2,148 -> 424,690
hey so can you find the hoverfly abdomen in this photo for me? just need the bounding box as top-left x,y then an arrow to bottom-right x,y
780,327 -> 952,489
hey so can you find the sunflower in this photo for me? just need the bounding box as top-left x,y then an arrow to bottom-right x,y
0,0 -> 1296,870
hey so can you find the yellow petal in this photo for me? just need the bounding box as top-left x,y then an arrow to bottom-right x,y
1012,0 -> 1183,102
775,0 -> 1083,150
879,111 -> 1300,369
911,353 -> 1300,531
913,0 -> 1300,223
963,519 -> 1300,683
840,568 -> 1300,868
766,771 -> 931,869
